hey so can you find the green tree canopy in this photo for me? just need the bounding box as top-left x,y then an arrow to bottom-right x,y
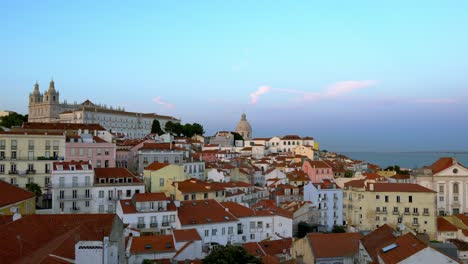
151,119 -> 164,135
191,123 -> 205,136
202,245 -> 262,264
26,182 -> 42,201
164,121 -> 175,133
0,113 -> 28,128
344,170 -> 354,178
332,225 -> 346,233
384,165 -> 409,175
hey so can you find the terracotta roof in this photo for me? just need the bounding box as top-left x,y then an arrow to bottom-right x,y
281,135 -> 302,140
360,224 -> 396,262
134,193 -> 168,202
221,202 -> 255,218
130,235 -> 175,254
119,199 -> 176,214
308,233 -> 362,258
0,131 -> 64,136
145,162 -> 171,171
52,161 -> 92,171
22,122 -> 106,131
377,233 -> 427,264
140,143 -> 185,151
94,167 -> 140,180
177,199 -> 237,226
0,181 -> 35,208
344,179 -> 366,188
175,178 -> 225,193
306,160 -> 332,169
390,174 -> 410,180
259,238 -> 292,256
367,183 -> 436,193
286,170 -> 310,182
173,228 -> 202,242
0,214 -> 115,263
428,157 -> 456,174
438,217 -> 458,232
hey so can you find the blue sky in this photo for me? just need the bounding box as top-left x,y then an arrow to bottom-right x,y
2,1 -> 468,151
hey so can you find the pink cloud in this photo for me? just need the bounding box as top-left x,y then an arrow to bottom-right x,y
325,80 -> 377,97
249,86 -> 271,104
152,97 -> 174,109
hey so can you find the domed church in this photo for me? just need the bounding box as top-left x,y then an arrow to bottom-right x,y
235,113 -> 252,140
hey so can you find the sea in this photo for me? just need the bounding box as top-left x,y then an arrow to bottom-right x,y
341,152 -> 468,170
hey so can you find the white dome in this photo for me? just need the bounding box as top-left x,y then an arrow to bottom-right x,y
235,113 -> 252,140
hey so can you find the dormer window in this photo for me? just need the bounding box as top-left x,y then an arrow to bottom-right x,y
82,165 -> 88,170
70,165 -> 76,171
100,178 -> 105,183
127,177 -> 133,183
57,165 -> 63,171
109,178 -> 114,183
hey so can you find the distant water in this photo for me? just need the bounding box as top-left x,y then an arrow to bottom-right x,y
341,152 -> 468,169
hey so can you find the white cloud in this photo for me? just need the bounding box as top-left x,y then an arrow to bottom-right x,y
249,86 -> 271,104
152,97 -> 174,109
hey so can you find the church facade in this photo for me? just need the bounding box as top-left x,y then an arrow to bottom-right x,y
28,80 -> 180,138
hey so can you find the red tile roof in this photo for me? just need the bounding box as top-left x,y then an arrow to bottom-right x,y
0,181 -> 35,208
281,135 -> 302,140
0,214 -> 116,263
145,162 -> 171,171
140,143 -> 185,151
134,193 -> 169,202
130,235 -> 175,254
306,160 -> 332,169
377,233 -> 427,264
367,183 -> 435,193
94,167 -> 137,179
360,224 -> 396,262
437,217 -> 458,232
344,179 -> 366,188
175,178 -> 225,193
173,228 -> 202,242
428,157 -> 456,174
308,233 -> 362,258
0,131 -> 64,136
177,199 -> 237,226
22,122 -> 106,131
53,161 -> 92,171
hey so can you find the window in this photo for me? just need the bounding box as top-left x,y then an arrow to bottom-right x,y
376,195 -> 380,199
385,196 -> 389,202
454,183 -> 459,194
409,196 -> 413,203
250,221 -> 255,230
72,190 -> 77,198
126,189 -> 131,197
97,148 -> 101,155
439,185 -> 444,193
72,176 -> 78,187
212,229 -> 217,236
59,190 -> 65,199
85,189 -> 90,198
108,190 -> 113,198
79,148 -> 84,156
393,207 -> 398,213
70,148 -> 75,156
99,205 -> 104,212
413,208 -> 419,214
28,151 -> 34,160
397,196 -> 400,203
405,207 -> 410,214
382,207 -> 387,213
108,204 -> 114,212
228,226 -> 234,235
85,201 -> 90,207
204,193 -> 208,199
99,190 -> 104,198
97,160 -> 101,168
160,178 -> 164,187
105,160 -> 109,168
11,151 -> 17,160
413,218 -> 419,225
0,164 -> 4,173
424,208 -> 429,215
250,234 -> 255,240
398,217 -> 402,223
439,196 -> 444,202
105,149 -> 109,155
88,148 -> 93,158
191,194 -> 196,200
222,227 -> 226,235
184,194 -> 189,201
205,230 -> 209,237
11,140 -> 17,150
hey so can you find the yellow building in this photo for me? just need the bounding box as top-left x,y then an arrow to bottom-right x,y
172,178 -> 225,202
143,162 -> 189,195
292,145 -> 314,160
377,170 -> 397,177
0,180 -> 36,215
343,181 -> 437,239
0,131 -> 65,194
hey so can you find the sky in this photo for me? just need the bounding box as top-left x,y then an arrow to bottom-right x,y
2,1 -> 468,152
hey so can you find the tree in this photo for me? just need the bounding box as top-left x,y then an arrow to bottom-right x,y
151,119 -> 164,134
202,245 -> 262,264
183,123 -> 194,137
231,132 -> 244,141
26,182 -> 42,202
332,225 -> 346,233
0,112 -> 28,128
172,123 -> 184,136
344,170 -> 354,178
164,121 -> 175,133
192,123 -> 205,136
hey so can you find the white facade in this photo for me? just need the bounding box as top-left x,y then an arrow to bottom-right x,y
93,184 -> 145,213
179,221 -> 238,246
51,163 -> 94,214
304,182 -> 343,231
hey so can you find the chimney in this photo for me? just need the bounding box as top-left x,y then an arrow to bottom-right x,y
369,183 -> 374,191
225,207 -> 229,212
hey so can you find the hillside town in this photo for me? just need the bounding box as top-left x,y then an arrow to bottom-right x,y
0,83 -> 465,264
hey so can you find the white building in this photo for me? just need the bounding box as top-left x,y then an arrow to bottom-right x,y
51,161 -> 94,214
303,180 -> 343,231
93,168 -> 145,213
116,192 -> 179,234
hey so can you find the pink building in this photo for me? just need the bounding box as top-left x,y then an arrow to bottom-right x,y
302,160 -> 334,183
65,134 -> 116,168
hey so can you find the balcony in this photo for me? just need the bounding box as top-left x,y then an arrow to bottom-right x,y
404,211 -> 410,215
412,212 -> 419,216
70,207 -> 81,213
54,183 -> 92,188
137,223 -> 146,228
26,170 -> 36,174
150,222 -> 158,228
8,170 -> 18,175
162,221 -> 170,227
392,211 -> 399,215
57,195 -> 93,201
423,212 -> 429,216
412,223 -> 419,227
237,230 -> 243,235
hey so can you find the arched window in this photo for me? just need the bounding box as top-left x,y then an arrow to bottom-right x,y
454,183 -> 459,194
53,96 -> 56,101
